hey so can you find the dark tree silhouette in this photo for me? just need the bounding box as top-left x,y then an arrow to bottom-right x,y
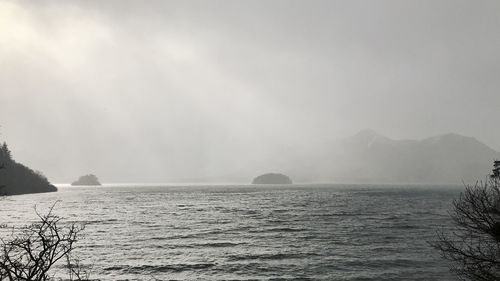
432,161 -> 500,281
0,134 -> 87,279
0,143 -> 11,163
0,142 -> 8,193
0,204 -> 91,281
0,141 -> 56,195
493,160 -> 500,180
0,164 -> 5,195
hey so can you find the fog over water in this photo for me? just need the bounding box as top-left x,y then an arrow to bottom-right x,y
1,1 -> 500,183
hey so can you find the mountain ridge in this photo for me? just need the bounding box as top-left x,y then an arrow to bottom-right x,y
302,130 -> 500,184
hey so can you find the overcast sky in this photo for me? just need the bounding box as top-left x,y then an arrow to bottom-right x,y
1,0 -> 499,182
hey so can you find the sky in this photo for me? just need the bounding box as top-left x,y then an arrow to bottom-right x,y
1,0 -> 499,183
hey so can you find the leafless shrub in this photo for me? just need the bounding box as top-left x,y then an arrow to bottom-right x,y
0,203 -> 92,281
432,161 -> 500,281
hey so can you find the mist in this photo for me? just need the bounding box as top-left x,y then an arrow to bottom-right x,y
1,0 -> 500,183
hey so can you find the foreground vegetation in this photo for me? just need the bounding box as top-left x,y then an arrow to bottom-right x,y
0,160 -> 89,280
0,202 -> 91,281
433,161 -> 500,281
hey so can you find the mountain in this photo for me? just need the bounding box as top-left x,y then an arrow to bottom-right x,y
309,130 -> 500,184
0,142 -> 57,195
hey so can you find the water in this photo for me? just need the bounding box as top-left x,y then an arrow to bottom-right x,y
0,184 -> 461,280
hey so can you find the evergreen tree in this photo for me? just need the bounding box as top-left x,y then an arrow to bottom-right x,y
0,142 -> 12,163
492,160 -> 500,181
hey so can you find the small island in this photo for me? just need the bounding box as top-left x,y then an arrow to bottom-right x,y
252,173 -> 293,184
71,174 -> 101,186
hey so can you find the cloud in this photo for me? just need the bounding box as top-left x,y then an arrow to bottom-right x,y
1,0 -> 499,182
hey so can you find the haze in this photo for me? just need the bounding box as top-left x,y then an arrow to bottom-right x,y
1,0 -> 499,183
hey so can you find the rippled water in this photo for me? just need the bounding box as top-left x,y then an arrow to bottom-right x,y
0,184 -> 461,280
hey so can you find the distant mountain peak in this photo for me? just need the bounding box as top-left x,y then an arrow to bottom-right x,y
329,131 -> 500,184
354,129 -> 380,138
435,132 -> 468,139
349,129 -> 391,146
424,132 -> 479,144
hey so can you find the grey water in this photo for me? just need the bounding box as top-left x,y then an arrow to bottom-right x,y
0,184 -> 460,280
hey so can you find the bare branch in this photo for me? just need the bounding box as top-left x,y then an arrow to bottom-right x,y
0,203 -> 91,281
431,162 -> 500,281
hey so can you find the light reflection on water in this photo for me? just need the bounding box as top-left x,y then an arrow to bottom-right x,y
0,184 -> 460,280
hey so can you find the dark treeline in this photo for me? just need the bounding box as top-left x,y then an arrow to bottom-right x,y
0,142 -> 57,195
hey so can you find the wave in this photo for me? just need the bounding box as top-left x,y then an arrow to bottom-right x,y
104,263 -> 216,274
168,241 -> 245,249
226,252 -> 319,262
249,227 -> 307,233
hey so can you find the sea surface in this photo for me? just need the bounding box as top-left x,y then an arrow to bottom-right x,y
0,184 -> 461,280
